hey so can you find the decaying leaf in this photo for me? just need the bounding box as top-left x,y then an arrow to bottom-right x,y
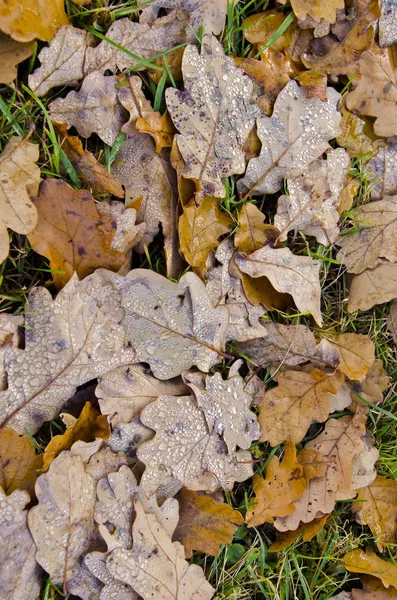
289,0 -> 344,23
42,402 -> 110,472
137,395 -> 253,493
351,430 -> 378,490
97,364 -> 188,426
348,260 -> 397,312
238,81 -> 341,196
184,369 -> 261,453
166,34 -> 258,199
235,321 -> 340,369
236,245 -> 323,325
346,48 -> 397,138
135,110 -> 175,152
0,0 -> 68,42
269,516 -> 328,551
0,314 -> 23,391
0,271 -> 135,434
349,359 -> 390,411
352,476 -> 397,552
352,576 -> 397,599
85,550 -> 138,600
388,301 -> 397,343
246,441 -> 306,527
179,196 -> 233,272
28,451 -> 96,590
107,500 -> 215,600
0,35 -> 34,84
343,548 -> 397,589
259,369 -> 344,446
0,428 -> 42,496
0,487 -> 42,600
235,203 -> 280,255
379,0 -> 397,47
49,72 -> 126,146
28,26 -> 93,96
139,0 -> 231,35
337,99 -> 384,160
274,149 -> 350,246
325,333 -> 375,382
0,136 -> 40,263
27,179 -> 131,288
366,143 -> 397,199
173,488 -> 243,558
336,197 -> 397,274
100,268 -> 229,379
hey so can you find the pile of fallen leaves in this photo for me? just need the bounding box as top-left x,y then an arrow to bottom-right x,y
0,0 -> 397,598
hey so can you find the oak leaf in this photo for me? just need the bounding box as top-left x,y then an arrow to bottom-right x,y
137,395 -> 253,494
237,81 -> 341,196
388,301 -> 397,343
0,36 -> 34,84
0,428 -> 42,496
235,245 -> 323,325
379,0 -> 397,47
85,551 -> 139,600
28,451 -> 96,591
166,34 -> 259,199
351,430 -> 378,490
117,75 -> 156,136
135,111 -> 175,152
27,179 -> 132,288
350,359 -> 390,411
0,0 -> 68,42
352,476 -> 397,552
343,548 -> 397,589
325,333 -> 375,382
0,271 -> 135,434
352,576 -> 397,599
235,203 -> 280,255
179,196 -> 233,273
366,144 -> 397,199
0,314 -> 23,391
107,500 -> 215,600
269,516 -> 328,551
348,261 -> 397,312
337,99 -> 384,160
0,136 -> 40,263
246,441 -> 306,527
0,487 -> 42,600
139,0 -> 231,35
295,69 -> 327,101
258,369 -> 344,446
173,488 -> 243,558
289,0 -> 344,23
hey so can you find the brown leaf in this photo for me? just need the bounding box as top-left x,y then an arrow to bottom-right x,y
236,245 -> 323,325
0,487 -> 42,600
388,301 -> 397,343
235,321 -> 340,369
0,428 -> 42,495
166,34 -> 259,199
289,0 -> 344,22
346,47 -> 397,138
42,402 -> 110,472
348,261 -> 397,312
379,0 -> 397,48
235,203 -> 280,255
27,179 -> 129,288
325,333 -> 375,382
246,441 -> 306,527
352,476 -> 397,552
338,176 -> 360,214
259,369 -> 344,446
139,0 -> 231,36
337,197 -> 397,274
173,488 -> 243,558
0,35 -> 34,84
0,0 -> 68,42
0,136 -> 40,263
366,144 -> 397,200
136,111 -> 175,152
337,99 -> 384,160
179,196 -> 233,273
0,314 -> 23,391
295,69 -> 327,101
352,576 -> 397,599
350,359 -> 390,411
343,548 -> 397,589
269,516 -> 328,551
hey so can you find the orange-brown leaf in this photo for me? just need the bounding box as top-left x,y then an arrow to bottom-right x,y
344,548 -> 397,589
269,515 -> 327,552
136,111 -> 176,153
325,333 -> 375,382
352,576 -> 397,599
0,428 -> 42,495
235,203 -> 281,255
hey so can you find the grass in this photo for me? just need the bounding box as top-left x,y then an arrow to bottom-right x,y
0,0 -> 396,599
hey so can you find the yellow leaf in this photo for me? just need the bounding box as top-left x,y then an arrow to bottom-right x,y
343,548 -> 397,589
246,441 -> 306,527
0,428 -> 42,495
290,0 -> 344,23
136,111 -> 176,153
42,402 -> 110,471
235,203 -> 281,255
325,333 -> 375,382
172,488 -> 243,558
269,515 -> 327,552
0,0 -> 69,42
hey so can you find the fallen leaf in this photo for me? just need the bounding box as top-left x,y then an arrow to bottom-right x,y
234,321 -> 340,369
137,395 -> 253,494
179,196 -> 233,273
85,550 -> 139,600
337,197 -> 397,274
235,203 -> 280,255
343,548 -> 397,589
107,500 -> 215,600
259,369 -> 344,446
0,0 -> 68,42
235,245 -> 323,325
184,368 -> 261,453
166,34 -> 258,199
0,271 -> 135,434
388,301 -> 397,343
105,419 -> 153,459
289,0 -> 344,23
269,516 -> 328,551
352,476 -> 397,552
352,576 -> 397,599
348,261 -> 397,311
136,111 -> 175,152
346,47 -> 397,138
27,179 -> 130,288
49,72 -> 126,146
42,402 -> 110,472
117,75 -> 155,135
237,80 -> 341,197
325,333 -> 375,381
0,428 -> 42,496
28,26 -> 93,96
173,488 -> 243,558
274,148 -> 350,245
0,487 -> 42,600
97,364 -> 188,426
350,359 -> 390,411
0,314 -> 23,391
351,430 -> 378,490
0,35 -> 34,84
28,451 -> 96,591
337,99 -> 384,160
139,0 -> 231,35
295,69 -> 327,101
0,136 -> 40,263
379,0 -> 397,47
366,143 -> 397,199
246,441 -> 306,527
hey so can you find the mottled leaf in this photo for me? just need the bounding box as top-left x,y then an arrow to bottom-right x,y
343,548 -> 397,589
139,0 -> 231,35
366,143 -> 397,199
0,0 -> 68,42
235,203 -> 280,255
0,314 -> 23,391
337,98 -> 384,160
379,0 -> 397,47
289,0 -> 344,22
